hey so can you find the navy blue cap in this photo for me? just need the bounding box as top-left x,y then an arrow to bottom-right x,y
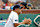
13,5 -> 20,10
21,2 -> 27,6
21,2 -> 27,8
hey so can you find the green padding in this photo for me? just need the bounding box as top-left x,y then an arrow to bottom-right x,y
19,14 -> 40,27
0,14 -> 9,20
0,14 -> 40,27
17,24 -> 25,27
36,17 -> 40,24
17,24 -> 29,27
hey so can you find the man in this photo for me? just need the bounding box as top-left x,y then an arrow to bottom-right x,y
4,5 -> 32,27
0,0 -> 4,9
20,2 -> 27,9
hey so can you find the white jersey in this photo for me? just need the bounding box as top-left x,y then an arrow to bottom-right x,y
4,11 -> 19,27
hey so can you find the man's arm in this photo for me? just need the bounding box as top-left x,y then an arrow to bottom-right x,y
14,18 -> 32,27
14,22 -> 25,27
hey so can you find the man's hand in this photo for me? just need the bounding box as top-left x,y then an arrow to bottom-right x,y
24,18 -> 32,25
27,19 -> 32,25
14,18 -> 32,27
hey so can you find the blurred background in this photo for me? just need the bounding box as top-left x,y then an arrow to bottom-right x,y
0,0 -> 40,10
0,0 -> 40,27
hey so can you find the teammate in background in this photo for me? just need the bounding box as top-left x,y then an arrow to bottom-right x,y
0,0 -> 4,9
4,5 -> 32,27
20,2 -> 27,9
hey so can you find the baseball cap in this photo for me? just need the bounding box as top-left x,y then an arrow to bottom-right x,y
21,2 -> 27,8
13,5 -> 21,10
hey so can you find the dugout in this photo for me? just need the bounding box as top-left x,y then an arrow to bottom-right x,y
0,9 -> 40,27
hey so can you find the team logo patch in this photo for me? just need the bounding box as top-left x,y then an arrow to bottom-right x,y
15,20 -> 18,21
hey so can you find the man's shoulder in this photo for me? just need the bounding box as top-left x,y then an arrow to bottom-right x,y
10,11 -> 18,16
9,11 -> 18,18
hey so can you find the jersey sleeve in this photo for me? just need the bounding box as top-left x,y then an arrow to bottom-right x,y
13,14 -> 19,23
4,12 -> 14,27
4,18 -> 14,27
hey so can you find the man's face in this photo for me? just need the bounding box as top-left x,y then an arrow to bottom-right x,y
20,4 -> 25,9
15,8 -> 21,14
20,4 -> 23,7
0,1 -> 3,7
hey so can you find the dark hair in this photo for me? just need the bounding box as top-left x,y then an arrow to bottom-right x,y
21,2 -> 27,8
13,5 -> 20,10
